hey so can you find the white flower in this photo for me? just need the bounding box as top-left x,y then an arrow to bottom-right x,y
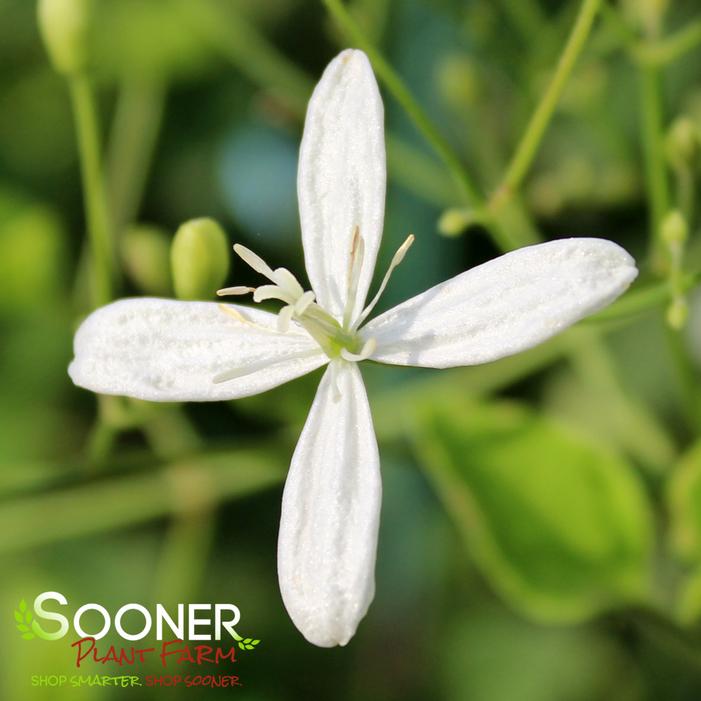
69,49 -> 638,647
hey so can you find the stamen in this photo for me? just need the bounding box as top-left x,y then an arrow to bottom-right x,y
219,304 -> 284,334
272,268 -> 305,299
340,337 -> 377,362
213,349 -> 321,384
329,362 -> 343,402
294,290 -> 316,315
233,243 -> 276,281
253,285 -> 295,305
353,234 -> 415,330
343,226 -> 365,329
277,304 -> 294,333
217,286 -> 255,296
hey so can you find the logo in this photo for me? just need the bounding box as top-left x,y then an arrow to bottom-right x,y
14,592 -> 261,690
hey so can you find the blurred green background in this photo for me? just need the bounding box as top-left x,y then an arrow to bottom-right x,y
3,0 -> 701,698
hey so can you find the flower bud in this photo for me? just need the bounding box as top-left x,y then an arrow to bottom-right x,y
661,210 -> 688,247
37,0 -> 93,75
121,224 -> 172,296
667,297 -> 688,330
171,217 -> 230,300
666,116 -> 698,168
436,54 -> 479,110
0,197 -> 66,316
622,0 -> 669,35
438,207 -> 484,237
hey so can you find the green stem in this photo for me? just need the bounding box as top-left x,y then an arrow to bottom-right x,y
354,0 -> 391,45
640,64 -> 670,269
585,271 -> 701,323
636,18 -> 701,66
107,80 -> 165,236
142,406 -> 203,461
666,326 -> 701,432
68,74 -> 115,307
674,164 -> 695,225
154,512 -> 215,607
0,451 -> 285,554
85,418 -> 117,466
321,0 -> 482,208
497,0 -> 602,196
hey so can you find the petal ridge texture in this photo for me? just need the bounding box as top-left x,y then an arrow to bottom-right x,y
69,298 -> 327,401
278,361 -> 382,647
298,48 -> 386,321
365,238 -> 638,368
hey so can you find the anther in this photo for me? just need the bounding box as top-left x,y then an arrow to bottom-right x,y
233,243 -> 276,280
272,267 -> 305,299
217,286 -> 255,297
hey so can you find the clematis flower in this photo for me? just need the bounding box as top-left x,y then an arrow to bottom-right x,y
69,49 -> 638,647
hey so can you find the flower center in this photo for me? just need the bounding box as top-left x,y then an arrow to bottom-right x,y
217,230 -> 414,362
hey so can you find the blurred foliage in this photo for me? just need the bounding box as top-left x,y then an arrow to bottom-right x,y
415,396 -> 653,622
2,0 -> 701,699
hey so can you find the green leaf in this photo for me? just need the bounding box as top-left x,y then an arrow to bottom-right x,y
16,623 -> 29,632
238,642 -> 245,650
19,599 -> 26,613
26,611 -> 32,624
245,644 -> 254,650
243,637 -> 251,644
414,398 -> 653,622
13,611 -> 23,624
22,632 -> 34,640
251,639 -> 260,645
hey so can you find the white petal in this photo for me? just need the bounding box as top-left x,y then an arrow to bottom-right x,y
68,298 -> 327,401
364,238 -> 638,368
278,361 -> 381,647
298,49 -> 386,322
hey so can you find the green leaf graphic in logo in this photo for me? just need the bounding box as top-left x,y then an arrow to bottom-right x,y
14,599 -> 35,640
231,630 -> 261,651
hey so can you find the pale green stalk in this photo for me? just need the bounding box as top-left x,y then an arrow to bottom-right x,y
154,511 -> 215,607
69,74 -> 115,307
496,0 -> 602,198
640,65 -> 670,268
637,18 -> 701,66
0,451 -> 284,554
107,80 -> 165,236
153,465 -> 216,606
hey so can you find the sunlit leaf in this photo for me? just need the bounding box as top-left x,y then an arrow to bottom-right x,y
413,397 -> 653,622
